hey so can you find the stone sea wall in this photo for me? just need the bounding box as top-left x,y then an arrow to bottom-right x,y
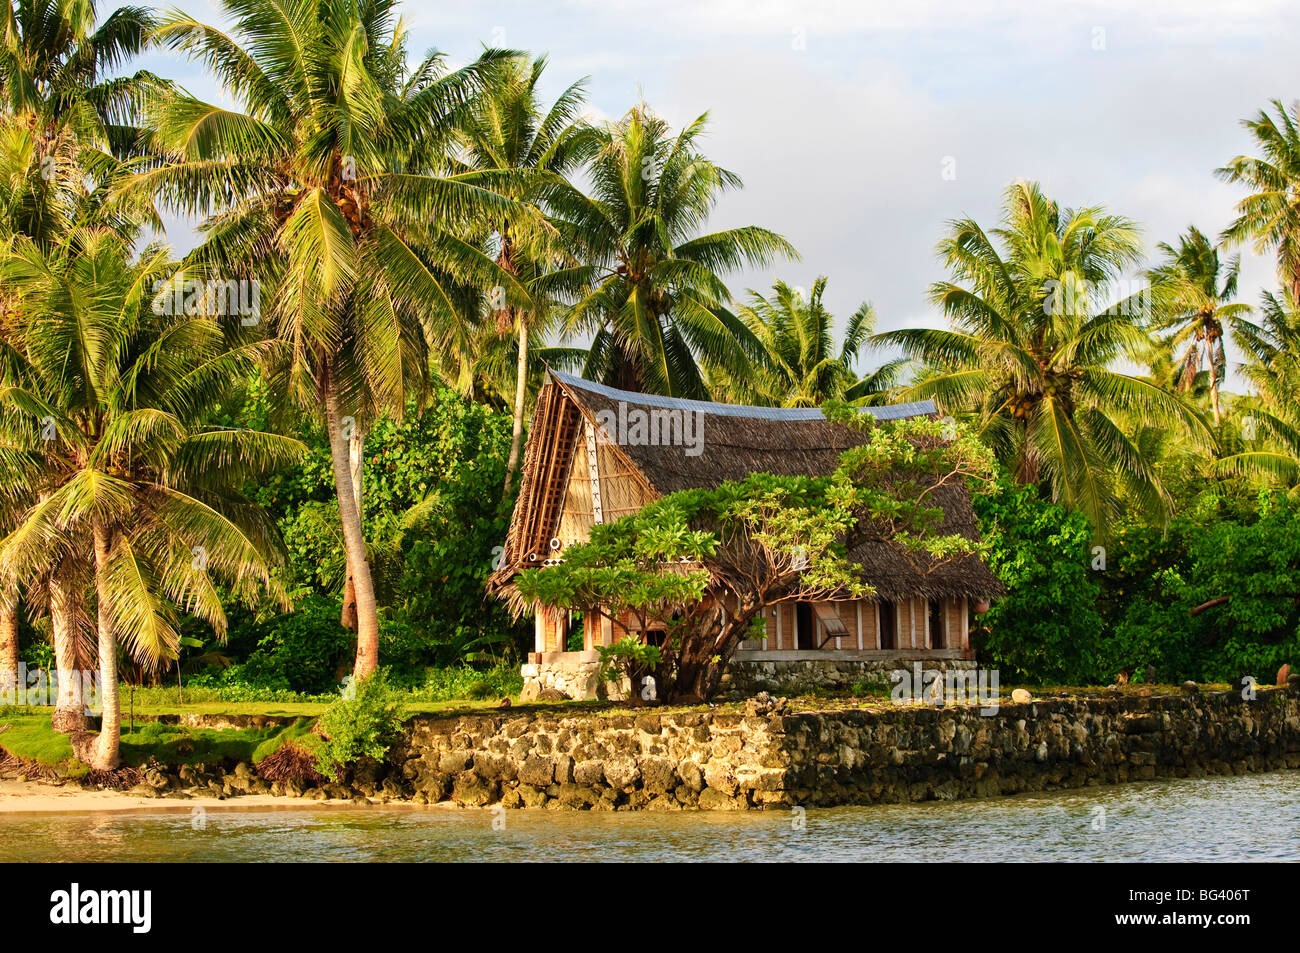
113,686 -> 1300,809
387,687 -> 1300,810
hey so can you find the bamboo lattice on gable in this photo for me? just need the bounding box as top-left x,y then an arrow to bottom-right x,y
517,382 -> 582,564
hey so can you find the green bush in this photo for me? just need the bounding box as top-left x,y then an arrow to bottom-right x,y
311,669 -> 406,781
405,662 -> 522,702
973,474 -> 1106,684
1098,492 -> 1300,683
245,388 -> 531,668
217,595 -> 355,694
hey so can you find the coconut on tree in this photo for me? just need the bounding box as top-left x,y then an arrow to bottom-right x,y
1149,226 -> 1253,425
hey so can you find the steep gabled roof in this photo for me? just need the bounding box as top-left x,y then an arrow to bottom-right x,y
490,371 -> 1003,604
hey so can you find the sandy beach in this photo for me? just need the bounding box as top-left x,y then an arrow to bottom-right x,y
0,779 -> 411,815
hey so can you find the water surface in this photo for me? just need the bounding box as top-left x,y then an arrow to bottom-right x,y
6,771 -> 1297,862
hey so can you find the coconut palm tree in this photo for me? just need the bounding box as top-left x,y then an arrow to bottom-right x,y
878,180 -> 1209,531
708,276 -> 905,407
455,53 -> 594,492
137,0 -> 529,680
0,227 -> 300,769
1218,99 -> 1300,303
553,105 -> 797,398
1149,226 -> 1253,424
1220,287 -> 1300,482
0,0 -> 162,244
0,0 -> 160,717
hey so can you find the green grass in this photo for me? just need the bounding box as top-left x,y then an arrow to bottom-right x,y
131,700 -> 330,717
0,708 -> 320,771
0,710 -> 78,772
124,680 -> 523,718
118,718 -> 319,767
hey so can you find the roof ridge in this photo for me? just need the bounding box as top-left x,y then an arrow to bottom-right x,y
548,370 -> 937,422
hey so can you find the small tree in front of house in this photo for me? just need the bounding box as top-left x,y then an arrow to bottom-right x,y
514,407 -> 995,702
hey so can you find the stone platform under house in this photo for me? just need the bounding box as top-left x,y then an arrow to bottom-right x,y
490,370 -> 1003,701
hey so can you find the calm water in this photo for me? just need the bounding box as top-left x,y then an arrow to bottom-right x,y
6,771 -> 1298,862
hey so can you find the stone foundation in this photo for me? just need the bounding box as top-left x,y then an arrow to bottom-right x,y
724,652 -> 976,696
524,650 -> 976,701
519,652 -> 629,702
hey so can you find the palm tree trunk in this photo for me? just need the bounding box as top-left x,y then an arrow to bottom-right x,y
50,571 -> 87,733
0,593 -> 18,698
324,378 -> 380,681
1210,378 -> 1222,425
504,313 -> 529,494
90,520 -> 120,771
340,421 -> 366,631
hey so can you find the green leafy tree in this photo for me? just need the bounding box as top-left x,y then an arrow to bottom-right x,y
1101,494 -> 1300,683
971,473 -> 1104,684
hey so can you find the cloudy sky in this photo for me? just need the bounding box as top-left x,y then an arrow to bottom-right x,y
141,0 -> 1299,388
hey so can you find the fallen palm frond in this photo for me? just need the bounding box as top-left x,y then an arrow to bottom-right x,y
255,742 -> 324,785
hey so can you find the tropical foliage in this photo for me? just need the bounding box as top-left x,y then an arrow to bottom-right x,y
878,180 -> 1210,532
709,276 -> 905,407
558,105 -> 797,397
0,0 -> 1297,763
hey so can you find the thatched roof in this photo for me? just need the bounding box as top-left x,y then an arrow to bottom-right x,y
490,371 -> 1003,604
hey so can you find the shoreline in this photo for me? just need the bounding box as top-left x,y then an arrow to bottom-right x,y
0,779 -> 453,815
4,764 -> 1299,817
5,688 -> 1298,813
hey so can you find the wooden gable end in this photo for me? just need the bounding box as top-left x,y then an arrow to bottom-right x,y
506,379 -> 662,571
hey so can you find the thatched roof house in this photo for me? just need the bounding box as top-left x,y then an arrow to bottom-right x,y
492,370 -> 1002,700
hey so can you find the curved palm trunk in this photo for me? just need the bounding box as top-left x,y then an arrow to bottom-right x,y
1209,378 -> 1222,425
50,571 -> 87,733
0,594 -> 18,698
503,314 -> 529,494
90,520 -> 120,771
324,380 -> 380,681
340,422 -> 366,631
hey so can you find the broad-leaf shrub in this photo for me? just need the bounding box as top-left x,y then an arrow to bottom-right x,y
312,669 -> 405,781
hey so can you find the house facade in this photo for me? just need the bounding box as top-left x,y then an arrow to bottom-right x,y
490,370 -> 1002,700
